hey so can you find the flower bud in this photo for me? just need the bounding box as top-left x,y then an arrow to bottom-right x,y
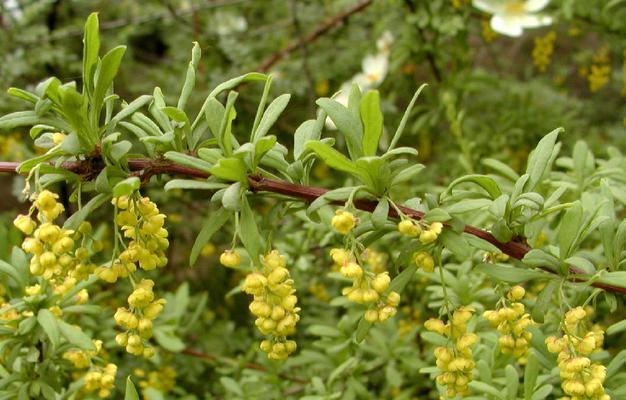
220,250 -> 241,268
13,215 -> 36,235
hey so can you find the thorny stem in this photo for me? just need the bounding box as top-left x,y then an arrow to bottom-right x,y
255,0 -> 373,72
0,159 -> 625,295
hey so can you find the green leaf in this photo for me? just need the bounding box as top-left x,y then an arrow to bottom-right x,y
444,174 -> 502,200
240,197 -> 265,266
306,141 -> 358,174
606,319 -> 626,335
389,84 -> 427,150
124,377 -> 140,400
189,208 -> 230,266
308,325 -> 343,338
64,193 -> 109,230
153,327 -> 185,352
209,157 -> 248,184
110,95 -> 152,127
82,13 -> 100,96
293,119 -> 323,160
93,46 -> 126,122
482,158 -> 520,182
505,365 -> 519,400
524,351 -> 539,400
163,151 -> 211,174
525,128 -> 562,192
178,42 -> 201,111
164,179 -> 227,191
252,94 -> 290,142
474,263 -> 548,283
217,92 -> 238,156
531,279 -> 557,323
597,271 -> 626,289
112,177 -> 140,198
57,319 -> 95,350
110,140 -> 132,162
389,265 -> 418,294
254,135 -> 277,167
559,201 -> 583,259
0,258 -> 27,288
191,72 -> 266,131
316,98 -> 363,160
372,198 -> 389,229
360,90 -> 383,156
354,318 -> 373,343
17,150 -> 63,173
222,182 -> 242,211
530,385 -> 553,400
220,377 -> 243,396
469,381 -> 505,399
37,309 -> 60,349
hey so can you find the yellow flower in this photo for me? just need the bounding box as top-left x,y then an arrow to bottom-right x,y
331,210 -> 356,235
219,249 -> 241,267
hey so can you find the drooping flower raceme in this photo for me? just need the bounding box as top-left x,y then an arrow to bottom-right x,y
472,0 -> 552,37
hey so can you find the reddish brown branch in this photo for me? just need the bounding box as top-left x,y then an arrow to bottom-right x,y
181,348 -> 307,383
255,0 -> 373,72
1,159 -> 624,295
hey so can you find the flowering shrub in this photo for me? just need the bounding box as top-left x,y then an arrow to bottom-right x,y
0,2 -> 625,399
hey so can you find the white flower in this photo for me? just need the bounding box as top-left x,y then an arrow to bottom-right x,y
376,31 -> 394,54
4,0 -> 23,20
473,0 -> 552,37
325,33 -> 392,129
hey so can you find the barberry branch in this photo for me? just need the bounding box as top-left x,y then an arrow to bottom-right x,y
0,159 -> 624,295
181,348 -> 308,383
255,0 -> 373,72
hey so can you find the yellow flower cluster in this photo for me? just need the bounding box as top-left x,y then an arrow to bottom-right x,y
114,279 -> 166,357
413,251 -> 435,273
532,31 -> 556,72
0,132 -> 26,160
134,366 -> 177,398
331,210 -> 356,235
242,250 -> 300,360
588,47 -> 611,93
398,220 -> 443,245
63,339 -> 103,369
83,363 -> 117,398
483,286 -> 534,364
425,307 -> 478,398
16,191 -> 99,284
545,307 -> 608,400
100,195 -> 168,282
330,248 -> 401,323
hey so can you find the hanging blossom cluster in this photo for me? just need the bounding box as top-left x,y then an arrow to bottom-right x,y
243,250 -> 300,360
472,0 -> 552,37
330,210 -> 401,323
326,31 -> 394,129
483,285 -> 535,364
397,218 -> 444,273
105,194 -> 169,357
13,190 -> 120,398
532,30 -> 556,72
425,307 -> 479,398
545,307 -> 608,400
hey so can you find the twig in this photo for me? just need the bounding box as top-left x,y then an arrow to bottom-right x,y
289,0 -> 317,108
181,348 -> 308,383
255,0 -> 373,72
0,158 -> 624,295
